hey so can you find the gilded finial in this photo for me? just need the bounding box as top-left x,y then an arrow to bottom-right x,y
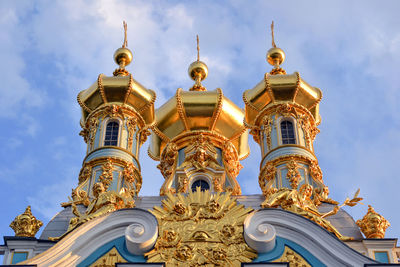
122,20 -> 128,48
113,21 -> 133,76
188,35 -> 208,91
266,21 -> 286,75
10,206 -> 43,237
356,205 -> 390,239
196,34 -> 200,61
271,21 -> 276,48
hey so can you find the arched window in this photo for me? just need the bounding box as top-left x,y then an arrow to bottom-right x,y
104,121 -> 119,146
191,179 -> 210,192
280,120 -> 296,144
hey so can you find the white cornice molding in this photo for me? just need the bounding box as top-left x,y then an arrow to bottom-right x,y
22,208 -> 157,267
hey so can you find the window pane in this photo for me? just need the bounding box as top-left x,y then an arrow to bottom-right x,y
281,120 -> 296,144
104,121 -> 119,146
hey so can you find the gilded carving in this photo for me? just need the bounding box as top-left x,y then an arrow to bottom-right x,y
273,246 -> 310,267
126,117 -> 137,151
139,128 -> 151,145
357,205 -> 390,239
222,141 -> 243,178
180,134 -> 221,171
99,158 -> 114,189
78,164 -> 92,184
158,142 -> 179,196
313,186 -> 338,206
10,206 -> 43,237
259,162 -> 277,197
286,159 -> 301,189
122,162 -> 142,197
90,247 -> 126,267
146,189 -> 257,266
261,115 -> 273,150
88,117 -> 99,150
262,184 -> 362,240
309,159 -> 323,182
50,179 -> 135,241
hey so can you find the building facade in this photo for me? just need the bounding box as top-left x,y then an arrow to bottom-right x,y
1,24 -> 399,266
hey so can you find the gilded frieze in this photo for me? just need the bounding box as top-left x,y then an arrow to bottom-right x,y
146,189 -> 257,266
286,159 -> 301,189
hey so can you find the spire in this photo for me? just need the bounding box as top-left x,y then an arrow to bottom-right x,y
113,21 -> 133,76
188,35 -> 208,91
266,21 -> 286,75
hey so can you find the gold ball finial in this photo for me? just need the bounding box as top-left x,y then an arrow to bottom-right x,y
113,47 -> 133,67
267,47 -> 285,67
188,60 -> 208,81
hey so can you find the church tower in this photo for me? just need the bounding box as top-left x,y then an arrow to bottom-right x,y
243,23 -> 325,198
65,22 -> 156,206
149,36 -> 249,195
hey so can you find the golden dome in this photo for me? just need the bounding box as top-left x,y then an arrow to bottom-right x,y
243,72 -> 322,126
149,88 -> 249,160
77,74 -> 155,125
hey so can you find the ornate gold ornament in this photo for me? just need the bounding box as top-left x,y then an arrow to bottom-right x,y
88,117 -> 99,150
273,246 -> 310,267
261,115 -> 273,150
50,179 -> 135,241
10,206 -> 43,237
222,141 -> 243,179
158,142 -> 179,195
259,162 -> 277,197
99,158 -> 114,189
90,247 -> 126,267
180,134 -> 221,171
312,186 -> 338,206
286,159 -> 302,189
122,162 -> 142,197
357,205 -> 390,239
126,117 -> 137,151
309,159 -> 323,182
262,185 -> 362,240
146,189 -> 257,266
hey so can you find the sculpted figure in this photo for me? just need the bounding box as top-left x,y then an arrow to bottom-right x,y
262,184 -> 351,240
313,186 -> 339,206
50,182 -> 134,241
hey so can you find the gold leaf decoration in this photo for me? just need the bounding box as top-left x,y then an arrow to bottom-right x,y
146,189 -> 257,266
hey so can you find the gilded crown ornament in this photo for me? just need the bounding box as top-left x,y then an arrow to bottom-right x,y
357,205 -> 390,239
10,206 -> 43,237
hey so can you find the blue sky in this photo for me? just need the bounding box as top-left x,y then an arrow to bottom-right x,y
1,0 -> 400,244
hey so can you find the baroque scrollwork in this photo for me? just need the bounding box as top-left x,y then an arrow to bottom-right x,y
222,141 -> 243,178
286,159 -> 302,189
88,117 -> 99,150
261,115 -> 273,150
158,142 -> 179,196
126,117 -> 137,151
145,189 -> 257,266
180,134 -> 221,171
99,158 -> 114,189
259,162 -> 277,197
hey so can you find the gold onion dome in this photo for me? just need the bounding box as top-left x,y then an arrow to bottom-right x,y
244,21 -> 322,127
149,35 -> 249,160
77,22 -> 155,125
